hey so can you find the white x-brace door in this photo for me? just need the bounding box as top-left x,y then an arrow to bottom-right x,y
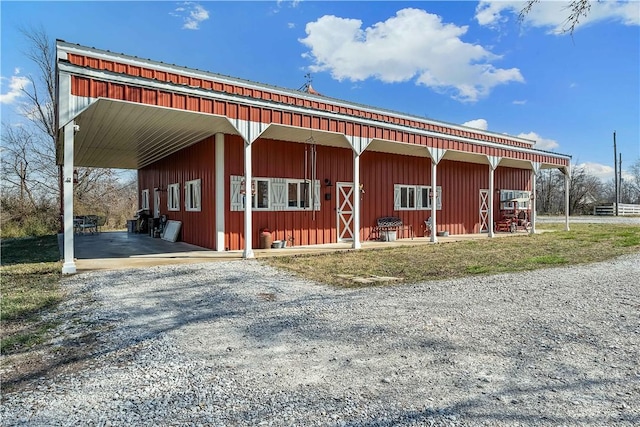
479,189 -> 489,233
336,182 -> 354,241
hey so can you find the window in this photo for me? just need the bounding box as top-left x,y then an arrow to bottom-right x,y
230,175 -> 319,212
252,179 -> 270,209
185,179 -> 201,211
500,189 -> 530,211
288,180 -> 310,209
418,186 -> 442,209
167,183 -> 180,211
394,184 -> 441,211
141,189 -> 149,210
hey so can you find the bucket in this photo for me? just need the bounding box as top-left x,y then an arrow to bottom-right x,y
382,231 -> 397,242
271,240 -> 283,249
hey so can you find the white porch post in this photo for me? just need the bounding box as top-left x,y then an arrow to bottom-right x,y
430,160 -> 438,243
530,162 -> 540,234
243,141 -> 254,258
215,133 -> 225,251
487,156 -> 501,238
62,121 -> 76,274
352,151 -> 361,249
564,166 -> 571,231
488,166 -> 496,238
427,147 -> 446,243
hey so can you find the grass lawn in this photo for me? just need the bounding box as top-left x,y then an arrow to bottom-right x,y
263,223 -> 640,287
1,235 -> 63,355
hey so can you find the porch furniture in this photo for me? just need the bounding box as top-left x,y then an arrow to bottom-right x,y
423,217 -> 432,237
76,215 -> 106,234
495,210 -> 530,233
369,216 -> 414,241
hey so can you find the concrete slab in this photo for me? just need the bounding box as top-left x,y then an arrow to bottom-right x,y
59,229 -> 536,272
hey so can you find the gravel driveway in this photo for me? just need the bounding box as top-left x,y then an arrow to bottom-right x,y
2,254 -> 639,426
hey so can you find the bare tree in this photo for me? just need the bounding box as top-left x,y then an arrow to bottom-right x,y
520,0 -> 592,34
627,158 -> 640,204
1,27 -> 136,235
536,164 -> 605,215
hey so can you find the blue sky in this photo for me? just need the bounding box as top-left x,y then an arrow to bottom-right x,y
1,1 -> 639,180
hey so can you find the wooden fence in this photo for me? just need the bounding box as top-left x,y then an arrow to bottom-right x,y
594,203 -> 640,216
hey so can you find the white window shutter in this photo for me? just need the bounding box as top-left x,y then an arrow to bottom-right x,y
313,180 -> 321,211
271,178 -> 286,211
230,175 -> 243,211
393,184 -> 401,210
195,179 -> 201,209
436,186 -> 442,210
416,186 -> 423,210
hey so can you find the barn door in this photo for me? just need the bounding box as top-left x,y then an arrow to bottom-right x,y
479,189 -> 489,233
336,182 -> 354,241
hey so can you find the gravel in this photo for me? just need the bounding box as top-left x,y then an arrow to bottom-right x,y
2,253 -> 639,426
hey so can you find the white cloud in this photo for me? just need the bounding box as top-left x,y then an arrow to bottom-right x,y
463,118 -> 489,130
171,2 -> 209,30
577,162 -> 614,180
277,0 -> 302,10
300,8 -> 524,103
0,71 -> 30,105
288,22 -> 296,29
517,131 -> 559,150
476,0 -> 640,35
512,99 -> 527,105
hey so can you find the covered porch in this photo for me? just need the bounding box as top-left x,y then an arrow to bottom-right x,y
59,228 -> 542,273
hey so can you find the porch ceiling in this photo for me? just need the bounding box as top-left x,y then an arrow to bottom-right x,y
367,139 -> 429,157
66,98 -> 238,169
258,124 -> 352,149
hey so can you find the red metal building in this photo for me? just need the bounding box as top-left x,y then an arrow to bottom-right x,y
55,40 -> 571,273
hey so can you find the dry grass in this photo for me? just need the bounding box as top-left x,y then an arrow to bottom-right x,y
263,223 -> 640,287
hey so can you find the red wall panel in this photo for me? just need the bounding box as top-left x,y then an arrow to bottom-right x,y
224,136 -> 353,251
138,137 -> 217,249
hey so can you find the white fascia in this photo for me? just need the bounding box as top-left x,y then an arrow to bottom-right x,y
57,62 -> 572,164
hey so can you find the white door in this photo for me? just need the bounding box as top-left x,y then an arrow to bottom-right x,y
479,189 -> 489,233
336,182 -> 354,241
154,188 -> 161,219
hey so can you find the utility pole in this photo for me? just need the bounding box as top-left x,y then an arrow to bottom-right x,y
619,153 -> 623,204
613,131 -> 618,216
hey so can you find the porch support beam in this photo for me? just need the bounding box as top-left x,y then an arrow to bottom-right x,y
215,133 -> 225,251
352,151 -> 361,249
530,162 -> 541,234
487,156 -> 501,238
62,121 -> 77,274
563,166 -> 571,231
243,141 -> 254,258
427,148 -> 446,243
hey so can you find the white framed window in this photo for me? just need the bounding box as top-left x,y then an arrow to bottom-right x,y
141,189 -> 150,210
185,179 -> 201,212
252,179 -> 270,210
288,180 -> 311,209
167,183 -> 180,211
394,184 -> 441,211
417,185 -> 442,209
500,189 -> 530,211
230,175 -> 320,212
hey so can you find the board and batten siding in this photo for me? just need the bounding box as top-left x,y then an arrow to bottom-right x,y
138,134 -> 534,250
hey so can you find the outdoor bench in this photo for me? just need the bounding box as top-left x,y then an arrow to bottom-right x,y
369,216 -> 414,241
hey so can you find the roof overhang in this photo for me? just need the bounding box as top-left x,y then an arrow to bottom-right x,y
60,98 -> 239,169
59,97 -> 568,172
